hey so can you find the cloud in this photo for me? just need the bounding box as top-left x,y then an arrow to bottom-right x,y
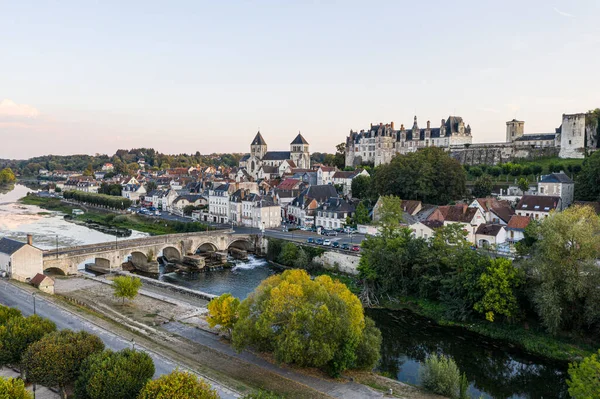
0,99 -> 40,119
553,7 -> 574,18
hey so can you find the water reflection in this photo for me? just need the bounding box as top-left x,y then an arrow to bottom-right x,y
0,184 -> 148,249
367,308 -> 568,399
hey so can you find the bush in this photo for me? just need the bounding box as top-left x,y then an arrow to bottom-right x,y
0,377 -> 32,399
567,349 -> 600,398
419,354 -> 462,398
0,305 -> 22,325
0,314 -> 56,367
112,275 -> 142,304
138,370 -> 218,399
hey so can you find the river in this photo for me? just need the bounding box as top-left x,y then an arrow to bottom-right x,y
0,183 -> 569,398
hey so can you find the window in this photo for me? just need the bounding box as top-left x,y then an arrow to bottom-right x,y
544,207 -> 550,211
534,205 -> 540,210
522,204 -> 528,208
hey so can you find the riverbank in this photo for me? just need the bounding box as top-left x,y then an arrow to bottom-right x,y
19,195 -> 211,235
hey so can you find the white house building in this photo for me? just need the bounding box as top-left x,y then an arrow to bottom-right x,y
121,184 -> 146,204
537,172 -> 574,210
515,195 -> 561,220
332,169 -> 370,196
475,224 -> 507,248
506,215 -> 531,245
314,197 -> 355,230
0,236 -> 43,282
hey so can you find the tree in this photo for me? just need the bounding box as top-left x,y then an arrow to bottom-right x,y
0,314 -> 56,368
527,205 -> 600,334
517,177 -> 529,193
138,370 -> 218,399
471,175 -> 493,198
277,242 -> 298,266
575,150 -> 600,201
567,349 -> 600,398
473,258 -> 524,322
232,269 -> 381,376
350,175 -> 371,199
488,166 -> 502,177
0,168 -> 16,185
112,276 -> 142,305
83,163 -> 94,177
0,305 -> 22,325
293,247 -> 309,269
207,294 -> 240,338
22,330 -> 105,399
353,202 -> 370,225
146,181 -> 158,192
75,349 -> 155,399
0,377 -> 32,399
419,354 -> 463,399
375,195 -> 403,237
469,166 -> 483,177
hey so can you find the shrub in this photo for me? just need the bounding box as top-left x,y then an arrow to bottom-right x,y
0,377 -> 32,399
0,314 -> 56,367
112,275 -> 142,304
138,370 -> 218,399
420,354 -> 462,398
567,349 -> 600,398
0,305 -> 22,325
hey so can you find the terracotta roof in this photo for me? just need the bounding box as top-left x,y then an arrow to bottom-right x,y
277,178 -> 301,190
437,204 -> 478,223
319,166 -> 336,172
507,215 -> 531,230
475,197 -> 510,212
475,223 -> 505,236
400,200 -> 421,216
490,206 -> 515,223
30,273 -> 53,286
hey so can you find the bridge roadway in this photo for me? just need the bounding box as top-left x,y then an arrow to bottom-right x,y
42,230 -> 258,276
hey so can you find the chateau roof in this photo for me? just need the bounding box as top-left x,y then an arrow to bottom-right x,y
291,133 -> 309,145
514,133 -> 556,141
251,131 -> 267,146
262,151 -> 291,161
540,172 -> 573,184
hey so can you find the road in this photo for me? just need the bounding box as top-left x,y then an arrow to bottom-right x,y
0,282 -> 238,399
234,225 -> 366,247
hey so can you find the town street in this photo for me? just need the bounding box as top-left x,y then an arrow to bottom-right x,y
0,281 -> 239,399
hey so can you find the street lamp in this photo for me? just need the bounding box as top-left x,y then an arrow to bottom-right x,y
131,338 -> 136,351
32,292 -> 36,315
55,234 -> 59,259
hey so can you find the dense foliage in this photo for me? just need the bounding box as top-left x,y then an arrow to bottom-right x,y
419,354 -> 467,399
471,174 -> 493,198
372,147 -> 466,205
0,306 -> 22,325
207,293 -> 240,338
75,349 -> 155,399
265,238 -> 324,269
567,349 -> 600,398
350,175 -> 371,200
0,377 -> 32,399
137,370 -> 219,399
0,314 -> 56,367
63,190 -> 132,209
0,168 -> 16,185
97,183 -> 123,196
232,269 -> 381,377
574,150 -> 600,201
22,330 -> 105,398
112,276 -> 142,304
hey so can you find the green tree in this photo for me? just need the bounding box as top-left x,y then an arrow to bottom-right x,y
575,150 -> 600,201
0,377 -> 32,399
527,205 -> 600,334
350,175 -> 371,199
146,181 -> 158,192
232,269 -> 381,376
138,370 -> 218,399
353,202 -> 370,225
83,163 -> 94,177
112,275 -> 142,305
473,258 -> 524,322
471,175 -> 493,198
488,166 -> 502,177
469,166 -> 483,177
0,305 -> 22,325
293,248 -> 309,269
517,177 -> 529,193
567,349 -> 600,398
375,195 -> 403,237
277,242 -> 298,266
75,349 -> 155,399
207,293 -> 240,338
0,314 -> 56,368
419,354 -> 462,399
22,330 -> 105,399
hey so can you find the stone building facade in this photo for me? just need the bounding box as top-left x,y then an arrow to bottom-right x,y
239,132 -> 310,178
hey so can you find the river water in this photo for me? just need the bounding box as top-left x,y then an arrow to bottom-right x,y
0,184 -> 568,398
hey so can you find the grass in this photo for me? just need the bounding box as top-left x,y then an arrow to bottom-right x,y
381,296 -> 595,363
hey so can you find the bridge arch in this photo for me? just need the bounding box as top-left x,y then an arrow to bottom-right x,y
44,267 -> 66,276
196,242 -> 218,254
228,239 -> 253,251
160,246 -> 181,262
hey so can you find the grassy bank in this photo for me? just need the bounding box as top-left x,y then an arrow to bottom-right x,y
19,195 -> 211,235
380,296 -> 595,363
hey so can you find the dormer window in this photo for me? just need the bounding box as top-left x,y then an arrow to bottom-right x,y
534,205 -> 540,210
544,207 -> 550,211
522,204 -> 528,208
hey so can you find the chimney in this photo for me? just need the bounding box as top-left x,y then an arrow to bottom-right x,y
400,124 -> 404,130
391,121 -> 395,130
427,120 -> 431,129
27,234 -> 33,246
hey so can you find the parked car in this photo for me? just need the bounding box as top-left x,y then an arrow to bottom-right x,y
307,237 -> 314,243
332,241 -> 340,248
154,211 -> 161,216
315,238 -> 324,245
323,239 -> 331,246
341,243 -> 350,250
351,245 -> 361,252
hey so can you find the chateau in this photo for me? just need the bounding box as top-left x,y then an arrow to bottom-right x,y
239,132 -> 310,179
345,116 -> 473,167
345,113 -> 596,167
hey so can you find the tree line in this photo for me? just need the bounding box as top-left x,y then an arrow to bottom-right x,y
63,190 -> 132,210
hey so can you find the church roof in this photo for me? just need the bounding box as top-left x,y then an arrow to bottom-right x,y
251,131 -> 267,146
291,133 -> 309,145
263,151 -> 291,161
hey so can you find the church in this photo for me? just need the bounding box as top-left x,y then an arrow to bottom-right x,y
239,131 -> 310,179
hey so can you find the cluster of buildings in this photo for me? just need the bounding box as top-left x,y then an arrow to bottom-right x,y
371,171 -> 582,251
345,112 -> 597,167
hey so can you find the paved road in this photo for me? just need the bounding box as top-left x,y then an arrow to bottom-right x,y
0,282 -> 238,399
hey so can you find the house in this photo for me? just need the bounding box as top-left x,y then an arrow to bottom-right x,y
287,185 -> 338,226
538,172 -> 574,210
372,196 -> 423,223
317,166 -> 337,186
428,204 -> 486,243
314,197 -> 356,229
515,195 -> 561,220
64,177 -> 100,193
241,194 -> 281,229
171,194 -> 207,216
468,197 -> 514,225
102,163 -> 114,172
257,165 -> 279,180
331,169 -> 370,196
206,183 -> 232,224
121,184 -> 146,204
0,235 -> 43,282
506,215 -> 531,244
277,160 -> 296,177
410,220 -> 443,240
30,273 -> 55,294
475,224 -> 507,248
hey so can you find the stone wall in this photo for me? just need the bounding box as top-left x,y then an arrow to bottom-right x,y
450,144 -> 560,166
312,251 -> 360,275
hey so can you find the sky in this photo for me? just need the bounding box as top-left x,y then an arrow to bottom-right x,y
1,0 -> 599,159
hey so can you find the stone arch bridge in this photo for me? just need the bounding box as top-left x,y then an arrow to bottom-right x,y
42,230 -> 261,276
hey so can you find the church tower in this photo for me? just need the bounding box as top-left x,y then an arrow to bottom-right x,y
506,119 -> 524,142
250,131 -> 267,159
290,133 -> 310,169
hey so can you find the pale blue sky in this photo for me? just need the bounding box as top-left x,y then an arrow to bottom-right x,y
1,0 -> 599,158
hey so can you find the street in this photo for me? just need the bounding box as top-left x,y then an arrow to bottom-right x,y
233,225 -> 367,247
0,282 -> 238,399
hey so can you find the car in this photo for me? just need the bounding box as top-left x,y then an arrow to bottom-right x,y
154,211 -> 161,216
315,238 -> 324,245
323,239 -> 331,246
351,245 -> 361,252
307,237 -> 314,243
341,243 -> 350,250
332,241 -> 340,248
